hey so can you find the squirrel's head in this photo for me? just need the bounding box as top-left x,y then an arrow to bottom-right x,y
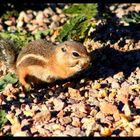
55,41 -> 91,77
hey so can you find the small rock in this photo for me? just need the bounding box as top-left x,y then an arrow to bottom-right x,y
37,128 -> 51,136
57,110 -> 65,118
133,128 -> 140,136
14,131 -> 29,136
52,130 -> 65,136
36,11 -> 44,26
0,24 -> 3,31
116,91 -> 128,104
133,97 -> 140,108
18,11 -> 26,21
91,83 -> 101,90
63,126 -> 81,136
49,22 -> 59,29
98,89 -> 108,98
4,20 -> 13,26
26,24 -> 38,31
100,127 -> 112,136
19,93 -> 26,98
56,7 -> 63,14
110,5 -> 115,11
17,21 -> 24,28
33,109 -> 51,124
111,81 -> 120,89
43,8 -> 55,16
24,13 -> 33,23
44,123 -> 65,131
2,125 -> 11,134
113,72 -> 124,81
60,17 -> 67,24
81,117 -> 97,136
90,108 -> 98,116
50,98 -> 65,111
95,111 -> 105,120
59,13 -> 66,18
119,130 -> 128,136
94,132 -> 101,136
68,87 -> 83,101
0,94 -> 4,105
71,102 -> 87,118
122,103 -> 131,116
100,101 -> 119,115
72,117 -> 81,127
30,127 -> 38,134
51,15 -> 60,22
19,98 -> 25,103
59,116 -> 72,125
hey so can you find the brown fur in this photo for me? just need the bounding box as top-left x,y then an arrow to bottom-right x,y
2,39 -> 91,90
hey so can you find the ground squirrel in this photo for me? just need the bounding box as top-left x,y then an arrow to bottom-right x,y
0,39 -> 91,90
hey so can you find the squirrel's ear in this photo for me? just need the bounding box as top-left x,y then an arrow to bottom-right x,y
61,47 -> 67,52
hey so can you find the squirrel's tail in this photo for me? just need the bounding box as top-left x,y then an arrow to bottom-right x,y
0,39 -> 18,72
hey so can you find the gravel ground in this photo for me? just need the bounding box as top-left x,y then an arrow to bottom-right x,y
0,3 -> 140,137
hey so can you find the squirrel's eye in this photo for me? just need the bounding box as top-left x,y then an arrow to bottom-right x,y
61,47 -> 66,52
72,51 -> 80,57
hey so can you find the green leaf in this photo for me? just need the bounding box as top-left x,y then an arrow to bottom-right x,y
64,3 -> 98,18
0,73 -> 18,91
122,11 -> 140,24
34,29 -> 52,40
57,15 -> 86,42
0,109 -> 7,128
1,10 -> 19,20
56,3 -> 98,42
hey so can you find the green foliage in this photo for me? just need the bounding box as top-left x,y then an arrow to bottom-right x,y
63,3 -> 97,17
34,29 -> 53,40
122,11 -> 140,24
57,15 -> 86,41
0,31 -> 34,49
1,10 -> 19,20
56,3 -> 98,42
0,29 -> 53,49
0,73 -> 18,91
0,109 -> 7,129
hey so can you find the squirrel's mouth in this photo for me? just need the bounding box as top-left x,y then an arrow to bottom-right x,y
75,61 -> 91,71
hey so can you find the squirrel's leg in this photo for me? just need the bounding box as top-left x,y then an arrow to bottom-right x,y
17,68 -> 31,92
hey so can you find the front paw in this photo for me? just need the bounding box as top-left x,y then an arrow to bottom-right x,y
22,84 -> 32,92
